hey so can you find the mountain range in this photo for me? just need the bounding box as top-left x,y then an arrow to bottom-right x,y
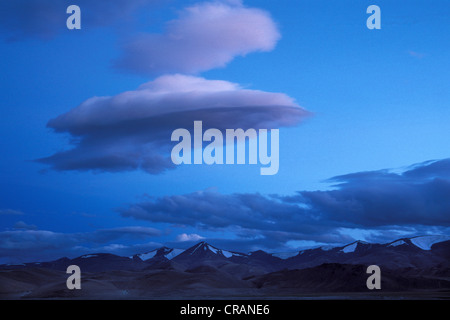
1,235 -> 449,299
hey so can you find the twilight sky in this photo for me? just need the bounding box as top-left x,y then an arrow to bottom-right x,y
1,0 -> 450,263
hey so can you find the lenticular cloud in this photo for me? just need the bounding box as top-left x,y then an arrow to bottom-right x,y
115,1 -> 281,75
32,0 -> 300,175
38,74 -> 309,174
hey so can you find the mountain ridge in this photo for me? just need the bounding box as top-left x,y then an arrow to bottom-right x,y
1,235 -> 449,272
2,235 -> 449,299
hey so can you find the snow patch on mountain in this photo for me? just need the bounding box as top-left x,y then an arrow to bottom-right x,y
166,249 -> 183,260
388,240 -> 406,247
206,243 -> 244,258
189,242 -> 247,258
190,242 -> 204,255
207,244 -> 218,254
341,242 -> 358,253
220,250 -> 232,258
136,251 -> 157,261
410,235 -> 450,250
134,247 -> 183,261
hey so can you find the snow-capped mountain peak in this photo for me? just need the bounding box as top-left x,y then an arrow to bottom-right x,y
339,240 -> 369,253
2,236 -> 450,274
176,241 -> 247,260
134,250 -> 157,261
133,246 -> 183,261
385,235 -> 450,251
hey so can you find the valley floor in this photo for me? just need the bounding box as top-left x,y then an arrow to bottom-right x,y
1,266 -> 449,300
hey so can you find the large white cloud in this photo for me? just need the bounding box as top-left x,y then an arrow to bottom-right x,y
115,1 -> 281,74
39,74 -> 309,174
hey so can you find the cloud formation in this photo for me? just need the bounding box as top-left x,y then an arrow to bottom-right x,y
298,158 -> 450,228
38,74 -> 308,174
115,1 -> 280,75
0,0 -> 157,41
118,189 -> 356,246
120,189 -> 347,249
13,221 -> 38,230
119,158 -> 450,248
176,233 -> 205,242
4,159 -> 450,262
0,209 -> 24,216
0,226 -> 161,263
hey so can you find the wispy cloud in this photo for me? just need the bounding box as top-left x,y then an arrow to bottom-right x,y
0,209 -> 24,215
13,221 -> 37,230
408,50 -> 426,59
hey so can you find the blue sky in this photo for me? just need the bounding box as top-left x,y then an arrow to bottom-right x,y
1,0 -> 450,263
